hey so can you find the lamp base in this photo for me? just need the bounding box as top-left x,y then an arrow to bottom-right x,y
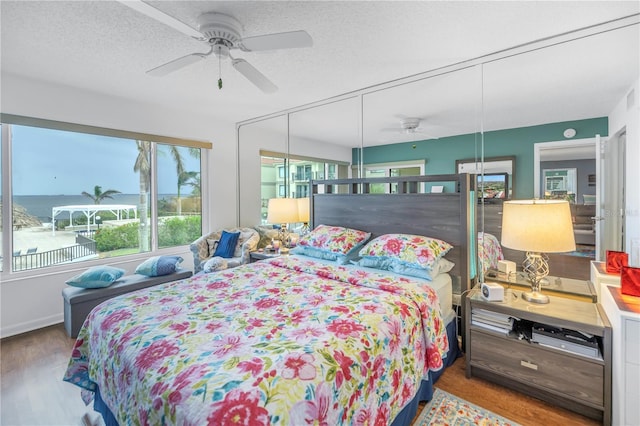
522,290 -> 550,304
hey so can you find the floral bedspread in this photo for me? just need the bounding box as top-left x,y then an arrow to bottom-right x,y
64,256 -> 448,425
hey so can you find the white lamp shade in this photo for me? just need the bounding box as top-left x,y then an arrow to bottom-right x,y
297,197 -> 310,223
501,200 -> 576,253
267,198 -> 299,224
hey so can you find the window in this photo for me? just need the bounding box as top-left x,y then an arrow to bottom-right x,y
327,164 -> 336,179
157,144 -> 202,249
1,117 -> 208,273
260,152 -> 348,223
543,168 -> 577,202
364,164 -> 423,193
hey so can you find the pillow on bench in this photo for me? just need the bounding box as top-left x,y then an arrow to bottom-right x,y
62,268 -> 192,338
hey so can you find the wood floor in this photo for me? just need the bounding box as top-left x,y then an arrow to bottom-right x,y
1,324 -> 600,426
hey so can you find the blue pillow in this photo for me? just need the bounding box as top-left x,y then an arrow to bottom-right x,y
356,256 -> 393,270
65,265 -> 126,289
213,231 -> 241,259
135,255 -> 183,277
292,245 -> 361,265
355,257 -> 455,281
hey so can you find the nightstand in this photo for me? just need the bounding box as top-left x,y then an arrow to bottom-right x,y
465,285 -> 611,425
249,251 -> 281,263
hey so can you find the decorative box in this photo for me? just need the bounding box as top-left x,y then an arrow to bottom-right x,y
606,250 -> 628,274
620,266 -> 640,297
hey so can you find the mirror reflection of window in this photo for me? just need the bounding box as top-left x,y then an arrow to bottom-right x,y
364,164 -> 424,193
260,153 -> 347,223
543,168 -> 577,203
456,156 -> 515,200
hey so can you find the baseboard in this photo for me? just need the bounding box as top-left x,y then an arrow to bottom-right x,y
0,313 -> 63,339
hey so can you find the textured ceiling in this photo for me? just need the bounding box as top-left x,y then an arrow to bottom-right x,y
1,1 -> 639,146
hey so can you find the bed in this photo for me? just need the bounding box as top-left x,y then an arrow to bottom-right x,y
64,173 -> 476,425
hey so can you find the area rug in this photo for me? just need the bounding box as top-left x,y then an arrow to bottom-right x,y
415,388 -> 521,426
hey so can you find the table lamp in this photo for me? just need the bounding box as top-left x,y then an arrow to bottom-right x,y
267,198 -> 299,247
501,200 -> 576,304
297,197 -> 310,235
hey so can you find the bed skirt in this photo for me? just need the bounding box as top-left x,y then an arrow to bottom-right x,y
93,317 -> 460,426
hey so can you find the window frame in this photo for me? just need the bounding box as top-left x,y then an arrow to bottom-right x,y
0,114 -> 211,276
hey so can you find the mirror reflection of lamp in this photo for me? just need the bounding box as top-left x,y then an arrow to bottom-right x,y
297,197 -> 310,235
500,200 -> 576,304
267,198 -> 299,248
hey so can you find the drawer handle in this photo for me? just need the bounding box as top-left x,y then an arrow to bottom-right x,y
520,360 -> 538,370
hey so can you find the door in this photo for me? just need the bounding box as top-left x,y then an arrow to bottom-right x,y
596,133 -> 625,261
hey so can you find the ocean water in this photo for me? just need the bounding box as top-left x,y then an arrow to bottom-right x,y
13,194 -> 177,222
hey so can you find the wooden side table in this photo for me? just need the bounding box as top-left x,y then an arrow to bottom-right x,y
465,284 -> 611,425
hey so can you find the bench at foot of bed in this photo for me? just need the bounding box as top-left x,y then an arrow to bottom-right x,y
62,269 -> 192,338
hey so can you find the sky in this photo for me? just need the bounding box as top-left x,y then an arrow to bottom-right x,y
7,125 -> 201,196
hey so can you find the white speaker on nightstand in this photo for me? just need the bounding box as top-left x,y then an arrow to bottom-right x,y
498,260 -> 516,275
481,282 -> 504,302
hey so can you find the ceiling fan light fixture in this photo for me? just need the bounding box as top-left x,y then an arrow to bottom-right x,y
212,42 -> 231,59
400,117 -> 421,133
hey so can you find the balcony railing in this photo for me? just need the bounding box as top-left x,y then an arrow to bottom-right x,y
12,237 -> 97,272
292,173 -> 312,182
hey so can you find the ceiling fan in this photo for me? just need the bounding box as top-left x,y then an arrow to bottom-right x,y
116,0 -> 313,93
381,117 -> 439,140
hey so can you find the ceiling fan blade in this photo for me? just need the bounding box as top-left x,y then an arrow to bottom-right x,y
232,59 -> 278,93
116,0 -> 203,40
147,53 -> 207,76
239,30 -> 313,52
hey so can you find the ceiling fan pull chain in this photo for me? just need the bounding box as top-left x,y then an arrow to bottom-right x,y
218,55 -> 223,90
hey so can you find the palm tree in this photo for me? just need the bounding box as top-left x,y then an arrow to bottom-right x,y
134,140 -> 151,252
178,170 -> 201,209
183,170 -> 201,196
168,146 -> 185,215
81,185 -> 121,204
168,146 -> 200,215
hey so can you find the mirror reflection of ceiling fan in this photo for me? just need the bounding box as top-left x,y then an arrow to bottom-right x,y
380,117 -> 439,141
116,0 -> 313,93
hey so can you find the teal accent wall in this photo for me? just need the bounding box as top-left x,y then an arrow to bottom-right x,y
354,118 -> 608,198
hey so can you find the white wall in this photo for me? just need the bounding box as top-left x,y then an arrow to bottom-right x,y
609,79 -> 640,263
0,74 -> 238,337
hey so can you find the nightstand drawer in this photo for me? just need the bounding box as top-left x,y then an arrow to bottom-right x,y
470,330 -> 603,406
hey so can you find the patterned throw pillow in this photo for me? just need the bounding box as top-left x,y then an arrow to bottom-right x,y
358,233 -> 452,271
65,265 -> 126,288
135,255 -> 183,277
295,224 -> 371,263
213,231 -> 241,259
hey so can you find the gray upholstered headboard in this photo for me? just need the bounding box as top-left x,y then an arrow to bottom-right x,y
311,173 -> 476,298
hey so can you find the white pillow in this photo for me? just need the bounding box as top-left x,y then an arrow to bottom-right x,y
203,257 -> 228,273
